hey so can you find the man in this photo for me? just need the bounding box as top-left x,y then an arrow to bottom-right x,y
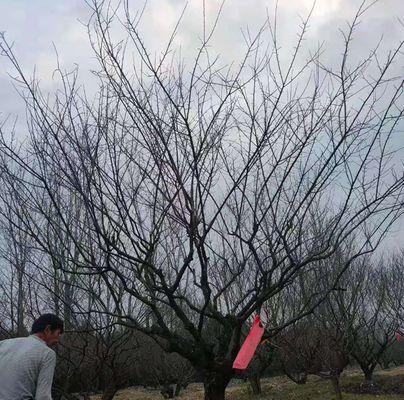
0,313 -> 64,400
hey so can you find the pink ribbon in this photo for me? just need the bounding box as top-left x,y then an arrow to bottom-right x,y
233,315 -> 265,370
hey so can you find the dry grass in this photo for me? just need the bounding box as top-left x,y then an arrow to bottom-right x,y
90,366 -> 404,400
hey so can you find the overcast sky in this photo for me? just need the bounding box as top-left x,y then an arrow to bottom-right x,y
0,0 -> 402,115
0,0 -> 403,249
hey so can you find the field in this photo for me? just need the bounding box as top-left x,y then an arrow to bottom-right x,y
90,366 -> 404,400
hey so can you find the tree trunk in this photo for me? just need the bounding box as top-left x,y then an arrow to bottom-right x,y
16,264 -> 25,336
284,370 -> 307,384
63,273 -> 72,330
361,369 -> 376,388
101,383 -> 118,400
62,374 -> 72,395
365,371 -> 373,385
248,375 -> 261,395
53,271 -> 60,316
380,360 -> 390,370
330,375 -> 342,400
99,368 -> 119,400
161,384 -> 174,398
203,364 -> 234,400
174,383 -> 183,397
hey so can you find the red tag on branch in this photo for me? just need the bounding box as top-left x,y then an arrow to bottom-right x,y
233,315 -> 265,370
395,332 -> 403,342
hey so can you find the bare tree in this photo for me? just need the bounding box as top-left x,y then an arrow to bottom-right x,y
347,262 -> 399,388
273,255 -> 352,400
277,252 -> 401,396
135,337 -> 195,399
386,250 -> 404,326
0,1 -> 403,399
0,185 -> 32,336
276,316 -> 350,400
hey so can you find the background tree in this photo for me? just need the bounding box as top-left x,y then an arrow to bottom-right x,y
0,184 -> 33,336
310,252 -> 397,388
346,262 -> 399,388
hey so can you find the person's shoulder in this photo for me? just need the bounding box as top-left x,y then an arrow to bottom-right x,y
0,336 -> 34,353
21,336 -> 53,354
27,337 -> 56,364
0,336 -> 30,346
29,337 -> 55,355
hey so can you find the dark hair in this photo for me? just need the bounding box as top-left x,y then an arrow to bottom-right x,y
31,314 -> 64,334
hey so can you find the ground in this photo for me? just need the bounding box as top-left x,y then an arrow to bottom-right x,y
90,366 -> 404,400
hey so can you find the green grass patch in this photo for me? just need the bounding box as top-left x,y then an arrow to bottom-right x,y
91,367 -> 404,399
226,369 -> 404,400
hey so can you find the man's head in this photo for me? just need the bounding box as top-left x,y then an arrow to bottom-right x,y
31,314 -> 64,347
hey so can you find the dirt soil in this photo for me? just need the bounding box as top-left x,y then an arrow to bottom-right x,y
89,366 -> 404,400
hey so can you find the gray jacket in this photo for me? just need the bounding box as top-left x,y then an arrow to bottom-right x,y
0,335 -> 56,400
